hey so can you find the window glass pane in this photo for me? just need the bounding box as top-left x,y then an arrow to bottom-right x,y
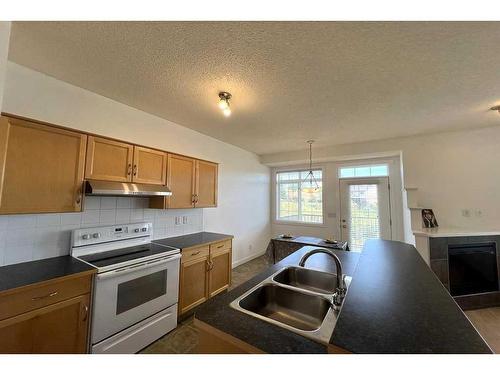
278,182 -> 299,221
277,171 -> 300,181
354,166 -> 370,177
339,164 -> 388,178
340,168 -> 355,178
276,169 -> 323,224
301,181 -> 323,223
370,165 -> 388,176
300,170 -> 322,180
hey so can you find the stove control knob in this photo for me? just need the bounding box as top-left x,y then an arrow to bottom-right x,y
134,228 -> 140,233
82,234 -> 90,240
92,233 -> 101,239
141,227 -> 147,232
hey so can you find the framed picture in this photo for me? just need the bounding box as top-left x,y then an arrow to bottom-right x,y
422,209 -> 438,228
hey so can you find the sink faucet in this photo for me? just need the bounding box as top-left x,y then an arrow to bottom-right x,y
299,248 -> 347,310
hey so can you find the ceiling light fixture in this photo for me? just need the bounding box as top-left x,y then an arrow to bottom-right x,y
302,140 -> 320,194
218,92 -> 232,117
491,105 -> 500,114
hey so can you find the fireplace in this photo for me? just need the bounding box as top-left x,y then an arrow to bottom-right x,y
448,242 -> 499,296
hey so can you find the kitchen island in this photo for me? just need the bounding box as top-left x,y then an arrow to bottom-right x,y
194,240 -> 492,354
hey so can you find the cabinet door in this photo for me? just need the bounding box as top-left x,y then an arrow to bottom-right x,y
85,136 -> 134,182
179,256 -> 209,315
132,146 -> 167,185
0,116 -> 86,214
195,160 -> 218,208
209,246 -> 232,298
0,294 -> 90,354
167,154 -> 196,209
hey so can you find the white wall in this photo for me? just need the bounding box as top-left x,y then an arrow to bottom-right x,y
1,62 -> 271,266
270,156 -> 404,244
262,124 -> 500,234
0,22 -> 11,112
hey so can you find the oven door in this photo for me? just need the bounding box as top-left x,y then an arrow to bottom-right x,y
92,253 -> 180,344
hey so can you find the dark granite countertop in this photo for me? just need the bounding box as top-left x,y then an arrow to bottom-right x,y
195,240 -> 492,354
0,255 -> 96,295
152,232 -> 233,250
330,240 -> 492,353
195,246 -> 360,353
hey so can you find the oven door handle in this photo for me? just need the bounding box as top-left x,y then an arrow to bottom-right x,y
97,254 -> 180,280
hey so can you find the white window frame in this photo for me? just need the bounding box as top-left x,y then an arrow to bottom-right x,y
274,167 -> 325,227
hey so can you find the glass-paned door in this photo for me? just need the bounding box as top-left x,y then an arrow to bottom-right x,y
339,177 -> 391,251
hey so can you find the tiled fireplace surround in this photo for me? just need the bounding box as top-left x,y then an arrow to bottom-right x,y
430,236 -> 500,310
0,196 -> 203,266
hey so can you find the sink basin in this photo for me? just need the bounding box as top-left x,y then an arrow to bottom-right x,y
273,266 -> 338,294
229,265 -> 350,343
238,284 -> 330,331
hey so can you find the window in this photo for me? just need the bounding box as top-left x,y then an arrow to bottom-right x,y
276,170 -> 323,224
339,164 -> 388,178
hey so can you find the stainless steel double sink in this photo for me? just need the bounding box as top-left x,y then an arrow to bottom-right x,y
230,266 -> 351,344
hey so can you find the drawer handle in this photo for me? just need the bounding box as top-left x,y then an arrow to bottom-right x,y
191,251 -> 201,256
217,244 -> 224,248
32,291 -> 58,301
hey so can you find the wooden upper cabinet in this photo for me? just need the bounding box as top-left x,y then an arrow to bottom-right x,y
85,136 -> 134,182
132,146 -> 167,185
196,160 -> 218,208
0,116 -> 87,214
167,154 -> 196,209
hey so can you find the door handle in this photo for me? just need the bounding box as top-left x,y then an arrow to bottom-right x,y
97,254 -> 181,280
133,164 -> 138,176
127,163 -> 132,176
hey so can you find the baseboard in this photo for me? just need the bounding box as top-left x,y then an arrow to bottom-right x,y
232,250 -> 266,268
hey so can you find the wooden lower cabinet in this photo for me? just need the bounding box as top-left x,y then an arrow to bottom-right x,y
0,274 -> 93,354
179,239 -> 232,316
209,243 -> 232,298
179,250 -> 210,315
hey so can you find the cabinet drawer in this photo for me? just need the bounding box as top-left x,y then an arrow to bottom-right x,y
181,245 -> 209,263
210,240 -> 232,256
0,275 -> 92,321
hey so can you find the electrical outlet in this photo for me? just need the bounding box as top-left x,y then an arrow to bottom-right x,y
175,216 -> 181,225
461,209 -> 471,218
248,244 -> 253,251
474,209 -> 483,217
182,216 -> 188,224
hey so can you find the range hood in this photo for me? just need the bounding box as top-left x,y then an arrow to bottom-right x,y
84,180 -> 172,197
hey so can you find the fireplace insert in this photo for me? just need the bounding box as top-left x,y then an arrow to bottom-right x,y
448,242 -> 499,296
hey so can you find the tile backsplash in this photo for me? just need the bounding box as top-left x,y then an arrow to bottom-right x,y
0,196 -> 203,266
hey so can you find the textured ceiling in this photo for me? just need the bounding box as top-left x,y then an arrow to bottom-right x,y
8,21 -> 500,155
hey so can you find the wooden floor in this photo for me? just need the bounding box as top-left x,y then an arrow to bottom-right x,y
465,307 -> 500,353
